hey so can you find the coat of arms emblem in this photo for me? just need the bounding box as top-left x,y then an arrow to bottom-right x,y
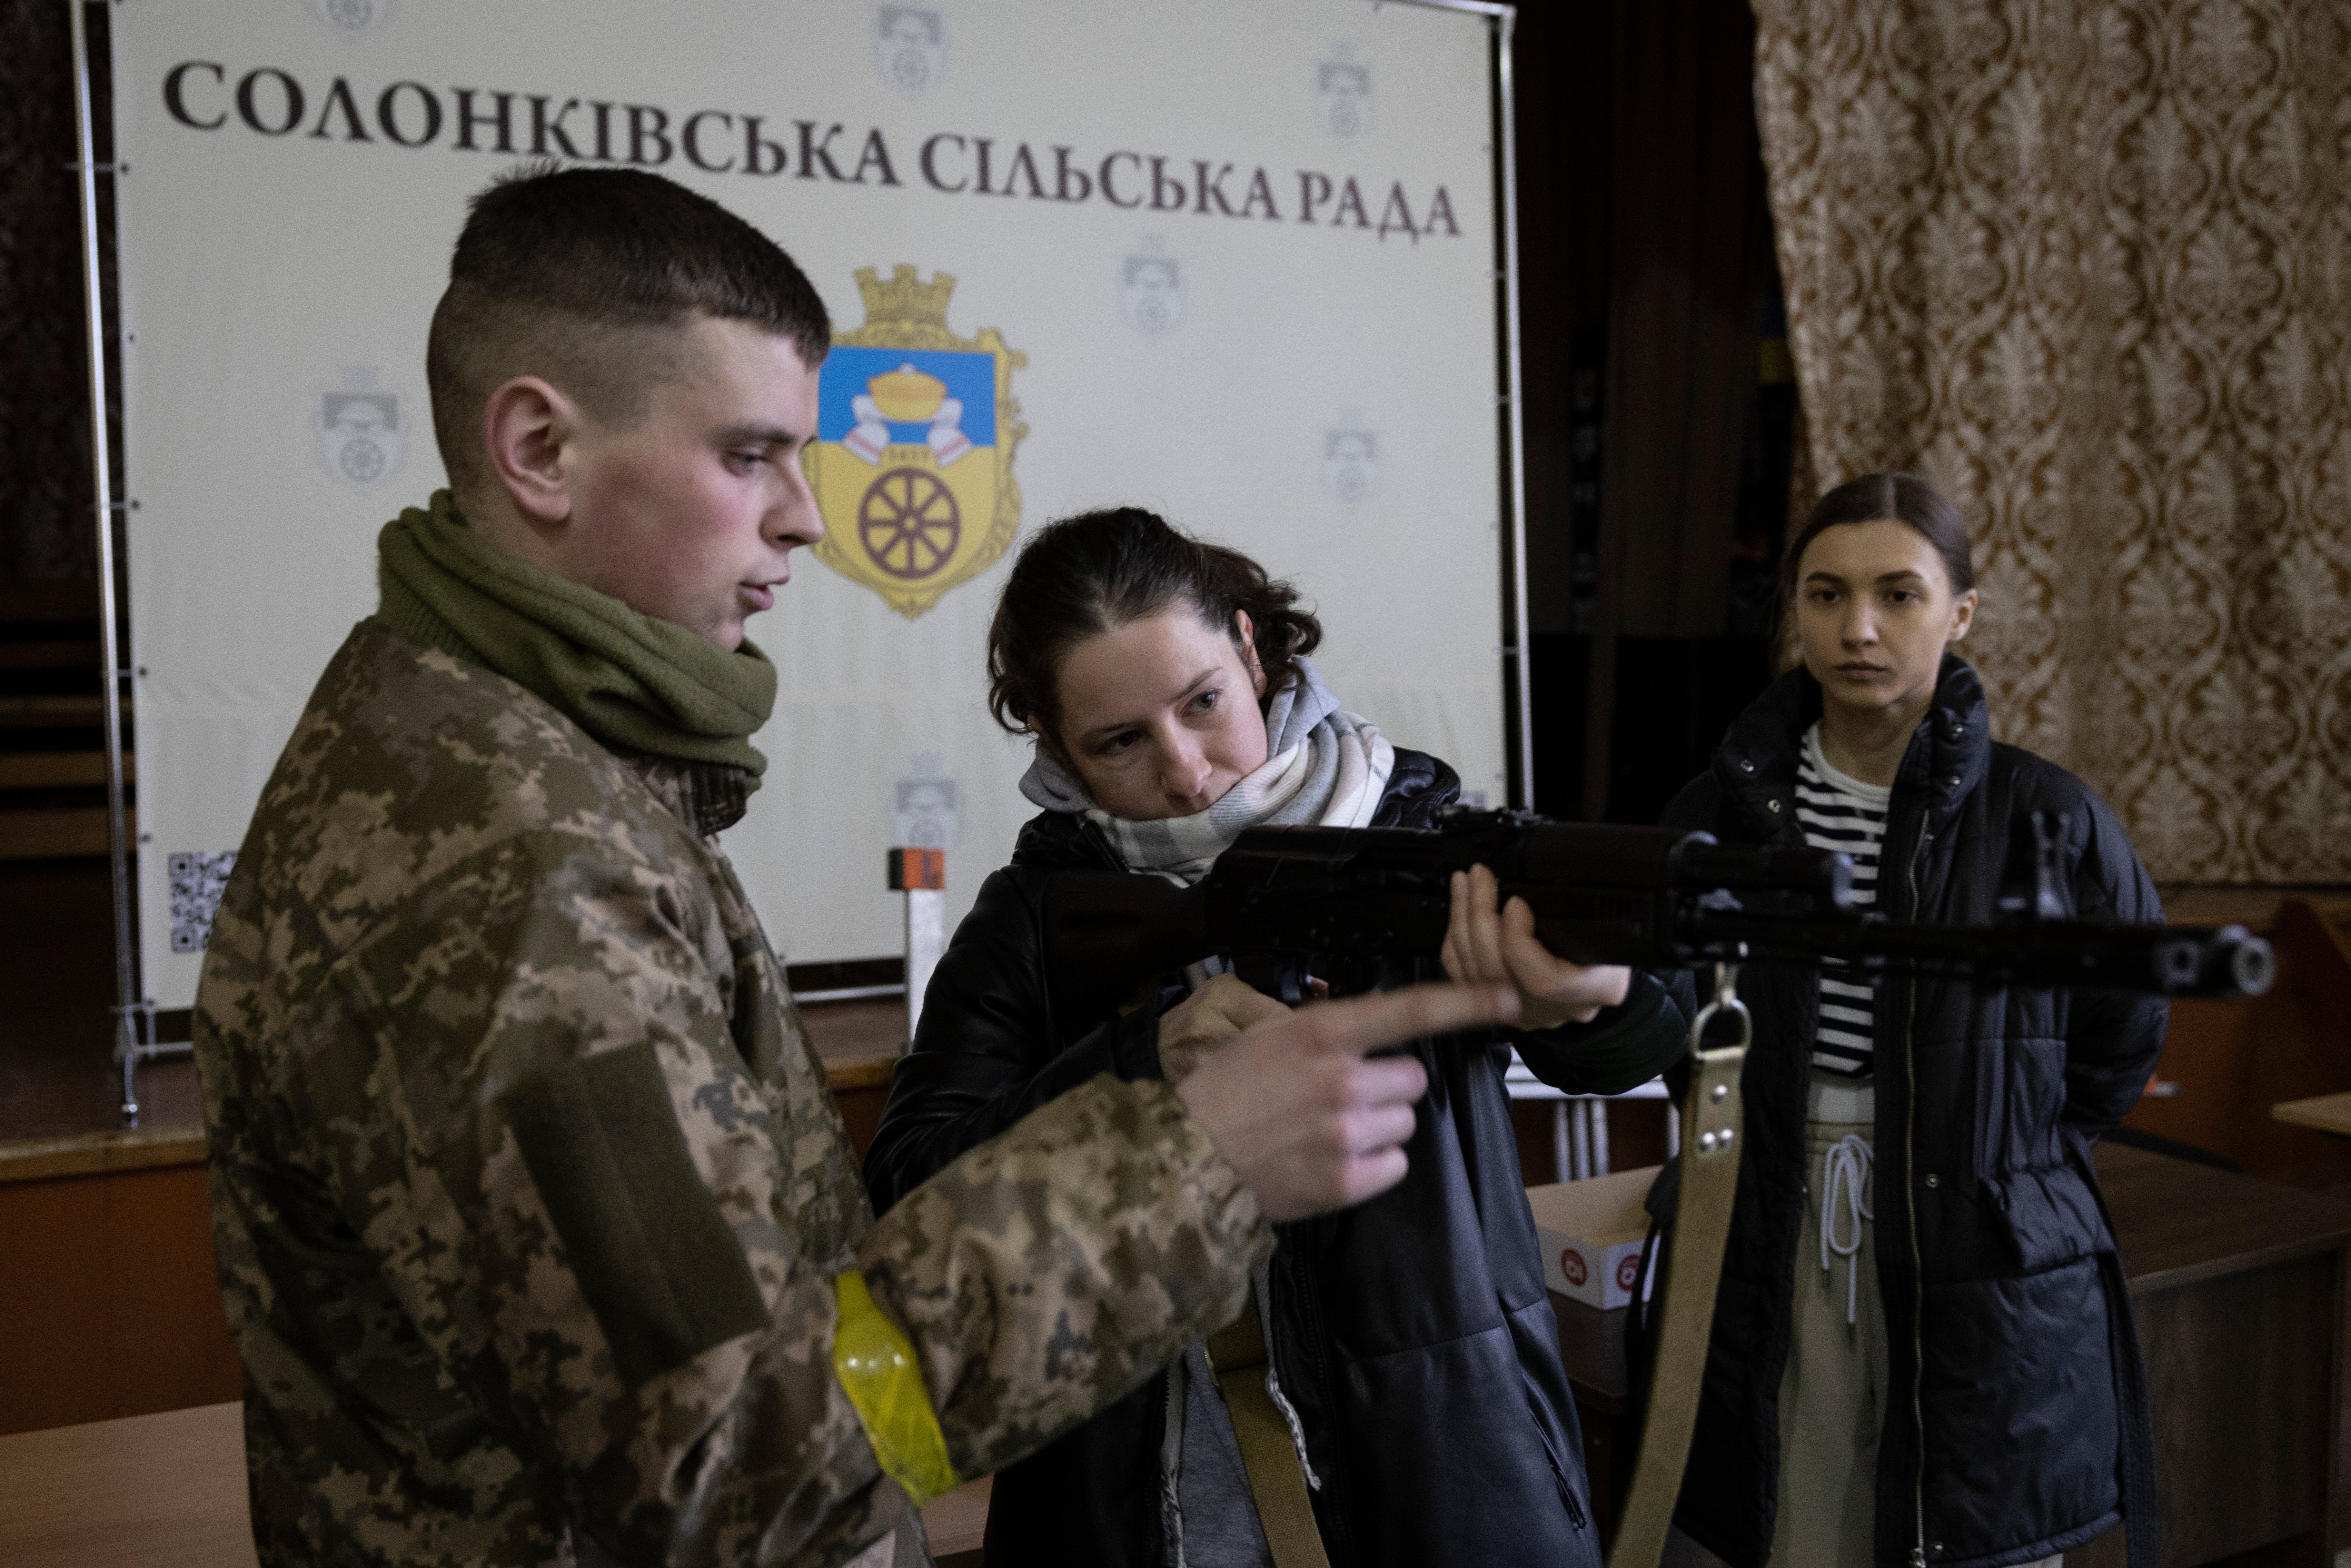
1316,53 -> 1372,139
316,369 -> 407,493
873,6 -> 948,96
1118,253 -> 1185,338
891,754 -> 961,850
309,0 -> 394,37
806,267 -> 1027,619
1324,423 -> 1379,504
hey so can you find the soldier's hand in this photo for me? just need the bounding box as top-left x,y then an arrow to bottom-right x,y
1157,973 -> 1290,1089
1443,864 -> 1632,1029
1174,981 -> 1520,1222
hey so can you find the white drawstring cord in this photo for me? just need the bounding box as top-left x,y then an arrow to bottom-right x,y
1253,1264 -> 1323,1492
1820,1133 -> 1875,1328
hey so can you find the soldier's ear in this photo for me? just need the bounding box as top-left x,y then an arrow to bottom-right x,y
482,375 -> 578,526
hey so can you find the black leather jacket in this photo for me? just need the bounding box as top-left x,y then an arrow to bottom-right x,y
1650,656 -> 2164,1568
866,749 -> 1688,1568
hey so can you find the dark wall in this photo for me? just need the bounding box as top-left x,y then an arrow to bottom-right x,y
0,1 -> 116,604
1511,0 -> 1795,825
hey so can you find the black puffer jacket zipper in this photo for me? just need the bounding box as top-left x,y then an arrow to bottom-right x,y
1902,827 -> 1931,1568
1285,1240 -> 1349,1563
1527,1391 -> 1590,1530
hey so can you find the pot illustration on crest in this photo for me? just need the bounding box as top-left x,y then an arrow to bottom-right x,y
804,266 -> 1028,619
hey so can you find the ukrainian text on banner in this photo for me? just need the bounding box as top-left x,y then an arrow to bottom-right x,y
112,0 -> 1504,1003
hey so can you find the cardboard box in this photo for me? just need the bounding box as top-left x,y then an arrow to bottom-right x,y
1526,1165 -> 1660,1311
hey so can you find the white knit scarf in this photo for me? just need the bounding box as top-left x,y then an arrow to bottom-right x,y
1018,658 -> 1395,886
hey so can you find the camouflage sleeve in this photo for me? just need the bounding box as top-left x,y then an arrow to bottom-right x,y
281,829 -> 1267,1566
859,1072 -> 1269,1481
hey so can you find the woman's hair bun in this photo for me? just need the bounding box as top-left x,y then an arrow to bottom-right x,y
985,507 -> 1322,750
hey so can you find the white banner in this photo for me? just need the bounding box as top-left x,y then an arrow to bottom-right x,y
112,0 -> 1507,1006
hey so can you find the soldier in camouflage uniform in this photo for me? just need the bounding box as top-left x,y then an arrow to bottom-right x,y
194,165 -> 1511,1568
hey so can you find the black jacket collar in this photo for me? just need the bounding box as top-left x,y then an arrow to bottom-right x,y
1010,808 -> 1124,872
1712,652 -> 1992,842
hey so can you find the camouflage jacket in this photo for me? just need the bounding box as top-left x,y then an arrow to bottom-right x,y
195,619 -> 1271,1568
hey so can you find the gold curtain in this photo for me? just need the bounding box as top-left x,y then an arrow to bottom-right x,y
1753,0 -> 2351,882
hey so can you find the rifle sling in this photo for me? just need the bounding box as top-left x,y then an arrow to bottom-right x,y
1205,1288 -> 1333,1568
1607,1036 -> 1748,1568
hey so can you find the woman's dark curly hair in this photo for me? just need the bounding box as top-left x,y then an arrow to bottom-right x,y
986,508 -> 1322,755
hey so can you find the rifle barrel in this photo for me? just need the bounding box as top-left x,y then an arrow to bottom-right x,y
1684,909 -> 2274,998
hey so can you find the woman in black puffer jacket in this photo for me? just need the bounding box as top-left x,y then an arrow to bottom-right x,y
1650,474 -> 2164,1568
866,508 -> 1689,1568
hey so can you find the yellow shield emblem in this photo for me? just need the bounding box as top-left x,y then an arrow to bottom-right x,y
807,266 -> 1028,619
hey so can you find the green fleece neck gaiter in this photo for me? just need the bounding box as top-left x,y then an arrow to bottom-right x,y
375,491 -> 777,779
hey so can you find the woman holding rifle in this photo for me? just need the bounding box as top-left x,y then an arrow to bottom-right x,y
1654,472 -> 2165,1568
866,507 -> 1688,1568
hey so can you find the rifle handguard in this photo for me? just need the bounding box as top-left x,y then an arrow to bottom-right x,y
1668,834 -> 1854,907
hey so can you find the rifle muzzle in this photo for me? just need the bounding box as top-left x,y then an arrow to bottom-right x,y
2182,925 -> 2274,997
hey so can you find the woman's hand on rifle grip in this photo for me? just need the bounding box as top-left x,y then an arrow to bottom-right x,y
1442,864 -> 1632,1029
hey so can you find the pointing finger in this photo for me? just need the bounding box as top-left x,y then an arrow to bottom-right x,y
1296,980 -> 1519,1059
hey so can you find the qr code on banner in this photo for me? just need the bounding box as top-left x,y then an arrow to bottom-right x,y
168,851 -> 238,953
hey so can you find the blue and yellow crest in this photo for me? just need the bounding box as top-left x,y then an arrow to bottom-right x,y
808,266 -> 1028,618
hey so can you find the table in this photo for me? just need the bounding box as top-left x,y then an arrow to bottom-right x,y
2275,1091 -> 2351,1138
0,1401 -> 992,1567
1553,1144 -> 2351,1564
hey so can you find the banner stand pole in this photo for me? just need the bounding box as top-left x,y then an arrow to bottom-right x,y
1493,5 -> 1532,812
1382,0 -> 1529,810
67,0 -> 154,1125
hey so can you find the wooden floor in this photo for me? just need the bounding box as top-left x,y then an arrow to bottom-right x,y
797,995 -> 910,1065
0,1401 -> 994,1567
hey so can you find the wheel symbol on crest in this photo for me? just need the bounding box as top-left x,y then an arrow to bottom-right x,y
859,467 -> 961,579
339,439 -> 385,483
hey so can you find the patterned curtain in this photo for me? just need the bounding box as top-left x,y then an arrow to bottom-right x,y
1753,0 -> 2351,882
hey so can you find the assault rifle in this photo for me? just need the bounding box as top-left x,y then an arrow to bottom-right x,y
1040,808 -> 2273,1012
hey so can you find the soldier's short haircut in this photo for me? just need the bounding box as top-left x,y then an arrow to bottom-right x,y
426,163 -> 830,493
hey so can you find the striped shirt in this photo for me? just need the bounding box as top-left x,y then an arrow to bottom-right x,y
1797,725 -> 1890,1076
